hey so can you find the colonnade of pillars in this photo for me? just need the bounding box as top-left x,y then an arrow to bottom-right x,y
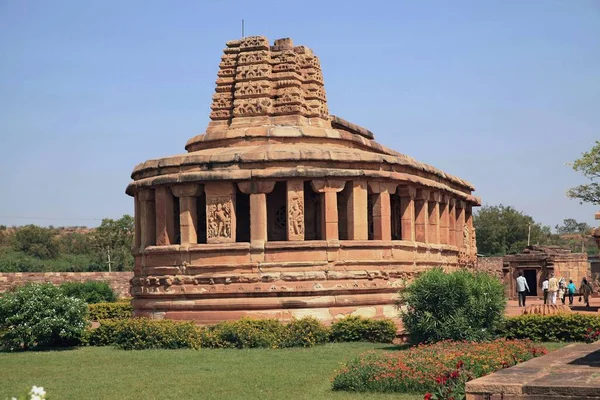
134,179 -> 474,251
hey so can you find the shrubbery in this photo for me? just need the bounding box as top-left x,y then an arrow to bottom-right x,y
0,283 -> 89,350
60,281 -> 117,304
330,316 -> 397,343
88,301 -> 132,320
500,314 -> 600,342
400,268 -> 506,343
89,316 -> 395,350
112,318 -> 202,350
331,339 -> 546,393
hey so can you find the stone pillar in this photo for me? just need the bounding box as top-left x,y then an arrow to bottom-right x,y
138,189 -> 156,248
311,180 -> 346,241
415,189 -> 430,243
455,201 -> 466,249
399,187 -> 416,241
368,182 -> 397,241
154,186 -> 176,246
466,204 -> 475,254
287,180 -> 305,241
428,192 -> 441,244
172,184 -> 203,245
134,193 -> 141,249
238,181 -> 276,245
204,182 -> 237,244
347,181 -> 368,240
439,195 -> 450,245
448,199 -> 456,246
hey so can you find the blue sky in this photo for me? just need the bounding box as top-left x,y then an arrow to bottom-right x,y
0,0 -> 599,229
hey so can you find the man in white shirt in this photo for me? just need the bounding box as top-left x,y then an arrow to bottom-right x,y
516,271 -> 530,307
542,277 -> 549,304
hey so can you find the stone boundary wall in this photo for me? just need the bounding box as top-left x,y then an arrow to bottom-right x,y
475,257 -> 503,279
0,272 -> 133,298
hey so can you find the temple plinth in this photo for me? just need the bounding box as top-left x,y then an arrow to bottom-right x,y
126,36 -> 481,324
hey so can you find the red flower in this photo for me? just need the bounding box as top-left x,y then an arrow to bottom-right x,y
424,394 -> 433,400
450,370 -> 460,379
435,376 -> 447,384
456,360 -> 464,369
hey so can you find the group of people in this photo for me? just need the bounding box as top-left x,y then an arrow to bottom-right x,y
516,272 -> 594,307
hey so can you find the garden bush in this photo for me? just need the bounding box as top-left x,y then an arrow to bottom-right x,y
111,318 -> 202,350
88,301 -> 132,320
500,313 -> 600,342
60,281 -> 117,304
199,318 -> 289,349
0,283 -> 89,350
281,317 -> 331,347
85,319 -> 121,346
330,316 -> 396,343
400,268 -> 506,343
331,339 -> 546,393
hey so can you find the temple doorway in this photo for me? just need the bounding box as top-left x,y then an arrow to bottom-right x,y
523,269 -> 537,296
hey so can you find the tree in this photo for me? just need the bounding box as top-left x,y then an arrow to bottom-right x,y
12,225 -> 59,259
91,215 -> 134,271
555,218 -> 592,234
568,140 -> 600,205
474,205 -> 552,256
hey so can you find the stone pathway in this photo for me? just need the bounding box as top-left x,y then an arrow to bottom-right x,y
466,341 -> 600,399
505,296 -> 600,317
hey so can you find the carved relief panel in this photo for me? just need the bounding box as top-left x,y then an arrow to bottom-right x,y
287,180 -> 305,241
204,183 -> 237,244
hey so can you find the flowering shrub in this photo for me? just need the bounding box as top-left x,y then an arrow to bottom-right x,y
400,269 -> 506,344
0,283 -> 89,351
330,316 -> 397,343
88,301 -> 132,320
331,339 -> 547,393
584,328 -> 600,344
501,314 -> 600,342
10,385 -> 46,400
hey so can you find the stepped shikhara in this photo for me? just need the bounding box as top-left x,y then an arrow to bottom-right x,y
126,36 -> 481,324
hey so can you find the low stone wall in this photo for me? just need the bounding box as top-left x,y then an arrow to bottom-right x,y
0,272 -> 133,298
475,257 -> 503,279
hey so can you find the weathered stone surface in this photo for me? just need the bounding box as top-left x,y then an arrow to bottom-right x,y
126,36 -> 480,325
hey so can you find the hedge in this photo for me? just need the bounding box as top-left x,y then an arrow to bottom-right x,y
88,301 -> 133,320
330,316 -> 397,343
500,313 -> 600,342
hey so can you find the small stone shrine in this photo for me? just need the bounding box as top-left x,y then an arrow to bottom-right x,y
126,36 -> 481,324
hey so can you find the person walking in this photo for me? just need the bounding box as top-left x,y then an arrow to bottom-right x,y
542,277 -> 549,305
558,278 -> 566,305
516,272 -> 530,307
548,273 -> 559,305
579,277 -> 593,308
567,279 -> 577,305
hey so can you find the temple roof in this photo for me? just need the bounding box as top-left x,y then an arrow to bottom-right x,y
128,36 -> 480,204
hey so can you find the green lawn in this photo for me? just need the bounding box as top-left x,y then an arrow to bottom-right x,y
0,342 -> 571,400
0,343 -> 420,400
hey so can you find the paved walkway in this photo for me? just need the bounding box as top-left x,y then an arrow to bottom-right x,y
506,296 -> 600,317
466,341 -> 600,399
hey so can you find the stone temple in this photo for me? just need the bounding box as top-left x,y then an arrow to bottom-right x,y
126,36 -> 480,324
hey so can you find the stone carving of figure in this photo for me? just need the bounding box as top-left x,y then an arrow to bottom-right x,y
215,203 -> 229,237
463,224 -> 470,249
289,198 -> 304,236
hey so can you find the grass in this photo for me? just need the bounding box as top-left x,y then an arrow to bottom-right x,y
0,343 -> 419,400
0,342 -> 572,400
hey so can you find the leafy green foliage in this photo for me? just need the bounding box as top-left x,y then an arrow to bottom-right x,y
91,216 -> 134,271
281,317 -> 331,347
88,301 -> 133,320
12,225 -> 59,259
500,314 -> 600,342
400,269 -> 506,344
568,140 -> 600,205
112,318 -> 202,350
474,205 -> 553,256
84,319 -> 121,346
0,283 -> 89,350
330,316 -> 397,343
200,318 -> 290,349
331,339 -> 546,394
60,281 -> 117,304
